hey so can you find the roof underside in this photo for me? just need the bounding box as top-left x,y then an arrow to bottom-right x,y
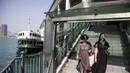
47,3 -> 130,22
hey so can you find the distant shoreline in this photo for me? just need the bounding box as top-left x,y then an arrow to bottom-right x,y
0,36 -> 7,38
0,36 -> 16,38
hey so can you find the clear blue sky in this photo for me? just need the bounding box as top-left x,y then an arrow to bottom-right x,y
0,0 -> 53,33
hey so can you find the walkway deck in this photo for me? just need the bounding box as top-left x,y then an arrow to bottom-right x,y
60,24 -> 130,73
61,58 -> 129,73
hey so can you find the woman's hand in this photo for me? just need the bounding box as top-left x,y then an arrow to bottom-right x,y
88,49 -> 92,53
95,58 -> 97,63
76,55 -> 79,60
94,44 -> 98,63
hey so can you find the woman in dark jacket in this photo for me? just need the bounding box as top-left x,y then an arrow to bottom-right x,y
93,33 -> 110,73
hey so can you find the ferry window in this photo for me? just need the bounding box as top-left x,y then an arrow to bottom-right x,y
18,33 -> 22,36
23,41 -> 25,44
25,40 -> 27,44
22,40 -> 26,44
18,41 -> 22,44
30,41 -> 32,44
23,33 -> 24,36
30,33 -> 32,36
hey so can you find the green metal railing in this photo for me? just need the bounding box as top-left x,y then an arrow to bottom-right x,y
0,52 -> 43,73
55,22 -> 90,69
118,22 -> 130,71
121,30 -> 130,71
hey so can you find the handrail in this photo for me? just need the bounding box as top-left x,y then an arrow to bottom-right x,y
119,22 -> 130,44
0,52 -> 43,73
25,52 -> 43,57
57,23 -> 78,46
0,58 -> 16,73
123,30 -> 130,44
119,22 -> 123,32
55,22 -> 85,63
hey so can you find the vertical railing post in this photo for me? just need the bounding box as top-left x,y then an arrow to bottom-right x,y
20,51 -> 25,73
72,23 -> 74,44
39,53 -> 41,73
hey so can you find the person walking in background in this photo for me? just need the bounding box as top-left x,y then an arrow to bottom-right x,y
93,33 -> 110,73
76,35 -> 91,73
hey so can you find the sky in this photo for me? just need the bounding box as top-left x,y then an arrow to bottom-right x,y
0,0 -> 53,33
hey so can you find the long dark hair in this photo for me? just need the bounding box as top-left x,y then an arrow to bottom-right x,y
81,34 -> 89,40
80,34 -> 85,40
80,34 -> 87,43
98,32 -> 106,42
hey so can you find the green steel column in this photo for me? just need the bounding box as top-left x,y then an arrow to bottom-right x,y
44,17 -> 56,73
20,51 -> 25,73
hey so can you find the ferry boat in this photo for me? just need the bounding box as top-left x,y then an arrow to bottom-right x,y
17,30 -> 43,54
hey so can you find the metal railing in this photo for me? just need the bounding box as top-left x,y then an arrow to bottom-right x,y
0,52 -> 43,73
119,22 -> 130,71
55,22 -> 90,69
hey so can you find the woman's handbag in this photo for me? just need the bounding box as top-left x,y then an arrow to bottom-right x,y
89,53 -> 95,67
91,63 -> 97,73
105,49 -> 110,56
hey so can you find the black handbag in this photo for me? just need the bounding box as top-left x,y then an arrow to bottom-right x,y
91,63 -> 97,73
105,49 -> 110,55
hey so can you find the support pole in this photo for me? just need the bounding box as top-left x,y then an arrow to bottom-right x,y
43,17 -> 56,73
21,51 -> 25,73
66,0 -> 70,10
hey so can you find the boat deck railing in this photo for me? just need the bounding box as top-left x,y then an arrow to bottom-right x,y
0,52 -> 43,73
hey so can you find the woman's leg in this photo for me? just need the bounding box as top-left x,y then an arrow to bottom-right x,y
80,69 -> 83,73
83,70 -> 88,73
103,56 -> 107,73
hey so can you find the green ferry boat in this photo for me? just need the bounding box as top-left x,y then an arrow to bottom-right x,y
17,31 -> 43,54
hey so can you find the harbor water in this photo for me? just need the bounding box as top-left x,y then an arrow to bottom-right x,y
0,38 -> 17,71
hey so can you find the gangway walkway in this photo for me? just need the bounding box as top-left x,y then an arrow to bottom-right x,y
59,23 -> 130,73
60,58 -> 128,73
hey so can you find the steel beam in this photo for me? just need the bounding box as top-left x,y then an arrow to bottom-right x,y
52,12 -> 130,22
